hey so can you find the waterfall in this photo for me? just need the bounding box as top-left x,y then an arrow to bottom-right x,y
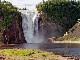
32,11 -> 39,33
19,10 -> 44,43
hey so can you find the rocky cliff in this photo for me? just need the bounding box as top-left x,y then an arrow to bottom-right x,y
0,1 -> 27,44
48,20 -> 80,42
2,14 -> 27,44
38,12 -> 65,40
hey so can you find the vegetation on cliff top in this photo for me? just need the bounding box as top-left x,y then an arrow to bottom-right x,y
0,1 -> 20,31
0,1 -> 23,43
36,0 -> 80,31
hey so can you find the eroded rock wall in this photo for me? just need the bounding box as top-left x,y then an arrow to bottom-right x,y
3,16 -> 27,44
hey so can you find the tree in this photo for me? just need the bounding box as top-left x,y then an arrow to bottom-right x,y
37,0 -> 80,31
0,1 -> 19,28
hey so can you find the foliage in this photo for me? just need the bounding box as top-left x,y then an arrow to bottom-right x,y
0,49 -> 61,59
0,1 -> 21,43
0,49 -> 42,56
36,0 -> 80,31
0,1 -> 19,28
58,36 -> 80,41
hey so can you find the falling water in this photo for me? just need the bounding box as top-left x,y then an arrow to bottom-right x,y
19,10 -> 44,43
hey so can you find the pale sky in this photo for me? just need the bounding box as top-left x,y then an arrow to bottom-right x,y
2,0 -> 47,10
2,0 -> 78,10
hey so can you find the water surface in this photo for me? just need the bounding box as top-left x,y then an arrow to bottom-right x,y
17,43 -> 80,58
18,10 -> 80,58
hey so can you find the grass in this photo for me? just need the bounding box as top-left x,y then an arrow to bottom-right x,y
56,34 -> 80,41
66,37 -> 80,41
0,49 -> 64,60
0,49 -> 43,56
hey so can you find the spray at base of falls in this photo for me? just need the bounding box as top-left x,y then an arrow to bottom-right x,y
19,10 -> 45,43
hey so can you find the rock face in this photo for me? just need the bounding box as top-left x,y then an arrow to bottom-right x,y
67,22 -> 80,38
37,12 -> 65,42
3,16 -> 27,44
40,21 -> 64,37
38,11 -> 65,37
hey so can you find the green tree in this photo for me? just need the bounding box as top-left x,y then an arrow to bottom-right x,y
0,1 -> 18,28
37,0 -> 80,31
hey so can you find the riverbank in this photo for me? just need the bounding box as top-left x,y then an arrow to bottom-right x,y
0,49 -> 76,60
0,43 -> 80,60
0,44 -> 17,49
48,41 -> 80,43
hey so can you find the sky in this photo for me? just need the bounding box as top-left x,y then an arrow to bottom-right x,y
2,0 -> 47,10
2,0 -> 78,10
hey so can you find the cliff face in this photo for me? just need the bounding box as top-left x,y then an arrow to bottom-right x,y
38,12 -> 64,38
2,15 -> 27,44
67,22 -> 80,38
48,21 -> 80,42
0,1 -> 27,44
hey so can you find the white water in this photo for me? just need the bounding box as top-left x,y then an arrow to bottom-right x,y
19,10 -> 44,43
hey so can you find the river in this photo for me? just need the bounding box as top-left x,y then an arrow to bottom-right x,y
18,10 -> 80,58
16,43 -> 80,58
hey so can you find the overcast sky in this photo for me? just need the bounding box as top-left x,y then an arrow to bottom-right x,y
2,0 -> 78,10
2,0 -> 47,10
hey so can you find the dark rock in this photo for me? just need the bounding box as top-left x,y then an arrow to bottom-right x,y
3,16 -> 27,44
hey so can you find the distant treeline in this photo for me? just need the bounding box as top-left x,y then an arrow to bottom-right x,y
36,0 -> 80,31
